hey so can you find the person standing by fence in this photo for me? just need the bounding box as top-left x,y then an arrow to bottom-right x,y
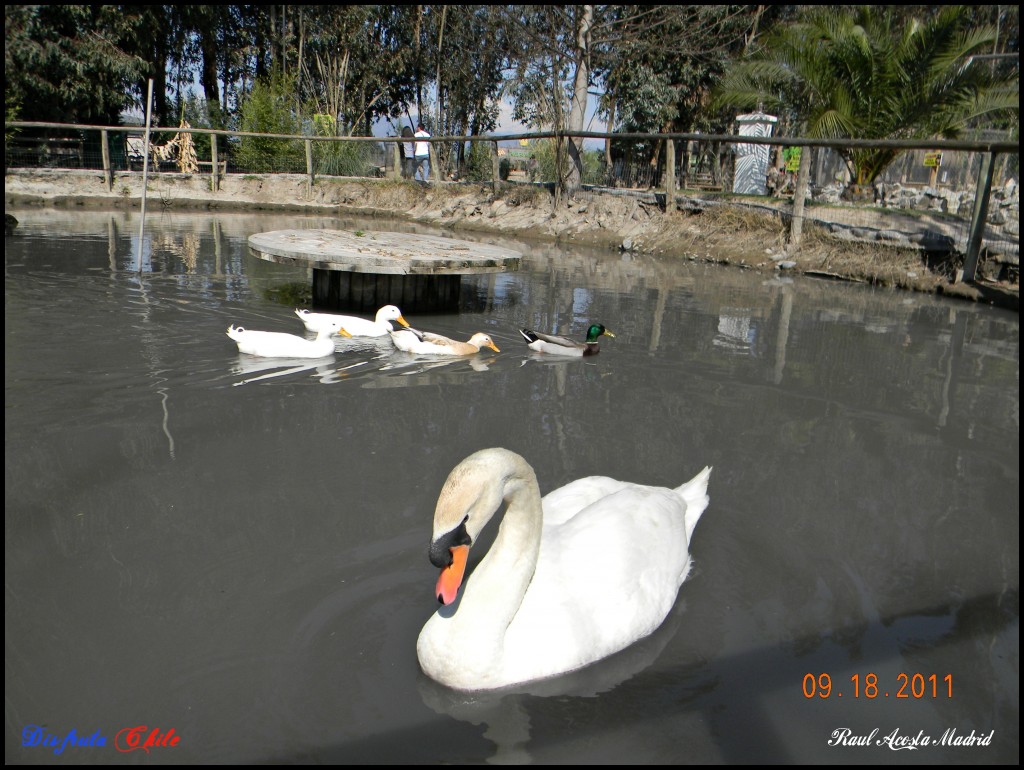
401,127 -> 415,179
414,124 -> 430,182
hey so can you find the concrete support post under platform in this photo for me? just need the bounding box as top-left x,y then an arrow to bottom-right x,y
313,270 -> 462,314
248,228 -> 522,315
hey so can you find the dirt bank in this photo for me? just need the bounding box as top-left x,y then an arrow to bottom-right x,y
5,168 -> 1018,311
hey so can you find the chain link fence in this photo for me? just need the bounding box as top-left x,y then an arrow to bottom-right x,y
6,122 -> 1018,282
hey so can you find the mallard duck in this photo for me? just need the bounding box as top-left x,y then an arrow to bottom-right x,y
518,324 -> 615,356
294,305 -> 410,337
388,327 -> 500,356
417,448 -> 712,691
226,323 -> 351,358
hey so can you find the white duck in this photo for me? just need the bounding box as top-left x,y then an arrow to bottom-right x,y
226,322 -> 351,358
389,328 -> 500,356
294,305 -> 410,337
417,448 -> 712,691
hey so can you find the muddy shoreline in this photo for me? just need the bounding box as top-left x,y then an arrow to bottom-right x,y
5,168 -> 1018,311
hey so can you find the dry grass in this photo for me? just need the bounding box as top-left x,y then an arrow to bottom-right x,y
797,223 -> 947,290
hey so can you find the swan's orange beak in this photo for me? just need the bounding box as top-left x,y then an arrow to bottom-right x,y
396,315 -> 411,328
436,544 -> 469,605
486,341 -> 500,353
336,328 -> 353,337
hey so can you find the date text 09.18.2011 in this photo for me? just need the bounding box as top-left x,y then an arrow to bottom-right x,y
803,673 -> 952,699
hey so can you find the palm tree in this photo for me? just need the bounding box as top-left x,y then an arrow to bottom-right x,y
713,6 -> 1018,187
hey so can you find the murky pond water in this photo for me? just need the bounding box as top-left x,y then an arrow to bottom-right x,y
5,207 -> 1018,764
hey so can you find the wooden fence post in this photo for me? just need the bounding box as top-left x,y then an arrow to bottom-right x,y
664,136 -> 676,211
491,141 -> 502,195
210,138 -> 220,192
788,146 -> 812,250
305,139 -> 314,197
100,129 -> 112,191
429,141 -> 441,182
390,141 -> 402,179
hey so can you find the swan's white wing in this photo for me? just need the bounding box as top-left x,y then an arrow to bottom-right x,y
504,486 -> 694,681
541,476 -> 636,525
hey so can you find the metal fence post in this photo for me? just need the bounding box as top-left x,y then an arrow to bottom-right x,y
960,152 -> 996,283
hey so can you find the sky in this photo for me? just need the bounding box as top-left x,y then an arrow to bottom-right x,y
374,92 -> 608,148
130,76 -> 608,149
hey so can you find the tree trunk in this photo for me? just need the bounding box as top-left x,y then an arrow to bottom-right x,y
435,6 -> 446,133
199,22 -> 220,112
414,6 -> 423,120
564,5 -> 593,196
788,146 -> 813,249
604,94 -> 615,184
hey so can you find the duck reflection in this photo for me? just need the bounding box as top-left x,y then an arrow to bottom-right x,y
230,355 -> 342,386
370,354 -> 497,381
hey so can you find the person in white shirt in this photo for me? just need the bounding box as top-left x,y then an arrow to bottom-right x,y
414,124 -> 431,182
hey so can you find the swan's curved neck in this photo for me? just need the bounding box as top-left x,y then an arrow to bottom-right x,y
454,465 -> 543,652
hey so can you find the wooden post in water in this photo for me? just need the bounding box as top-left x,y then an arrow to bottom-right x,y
137,78 -> 154,273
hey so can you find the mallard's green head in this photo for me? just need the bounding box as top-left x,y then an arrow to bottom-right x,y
585,324 -> 615,343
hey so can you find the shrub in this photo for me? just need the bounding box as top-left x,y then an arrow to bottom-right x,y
235,70 -> 305,173
525,140 -> 606,186
309,115 -> 376,177
463,141 -> 493,182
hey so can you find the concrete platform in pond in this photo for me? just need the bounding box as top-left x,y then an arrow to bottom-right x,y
248,229 -> 522,313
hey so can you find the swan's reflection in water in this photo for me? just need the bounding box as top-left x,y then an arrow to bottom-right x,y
417,598 -> 696,764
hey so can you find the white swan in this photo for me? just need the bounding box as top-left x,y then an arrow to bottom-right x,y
417,448 -> 712,691
388,328 -> 500,356
226,323 -> 351,358
294,305 -> 410,337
